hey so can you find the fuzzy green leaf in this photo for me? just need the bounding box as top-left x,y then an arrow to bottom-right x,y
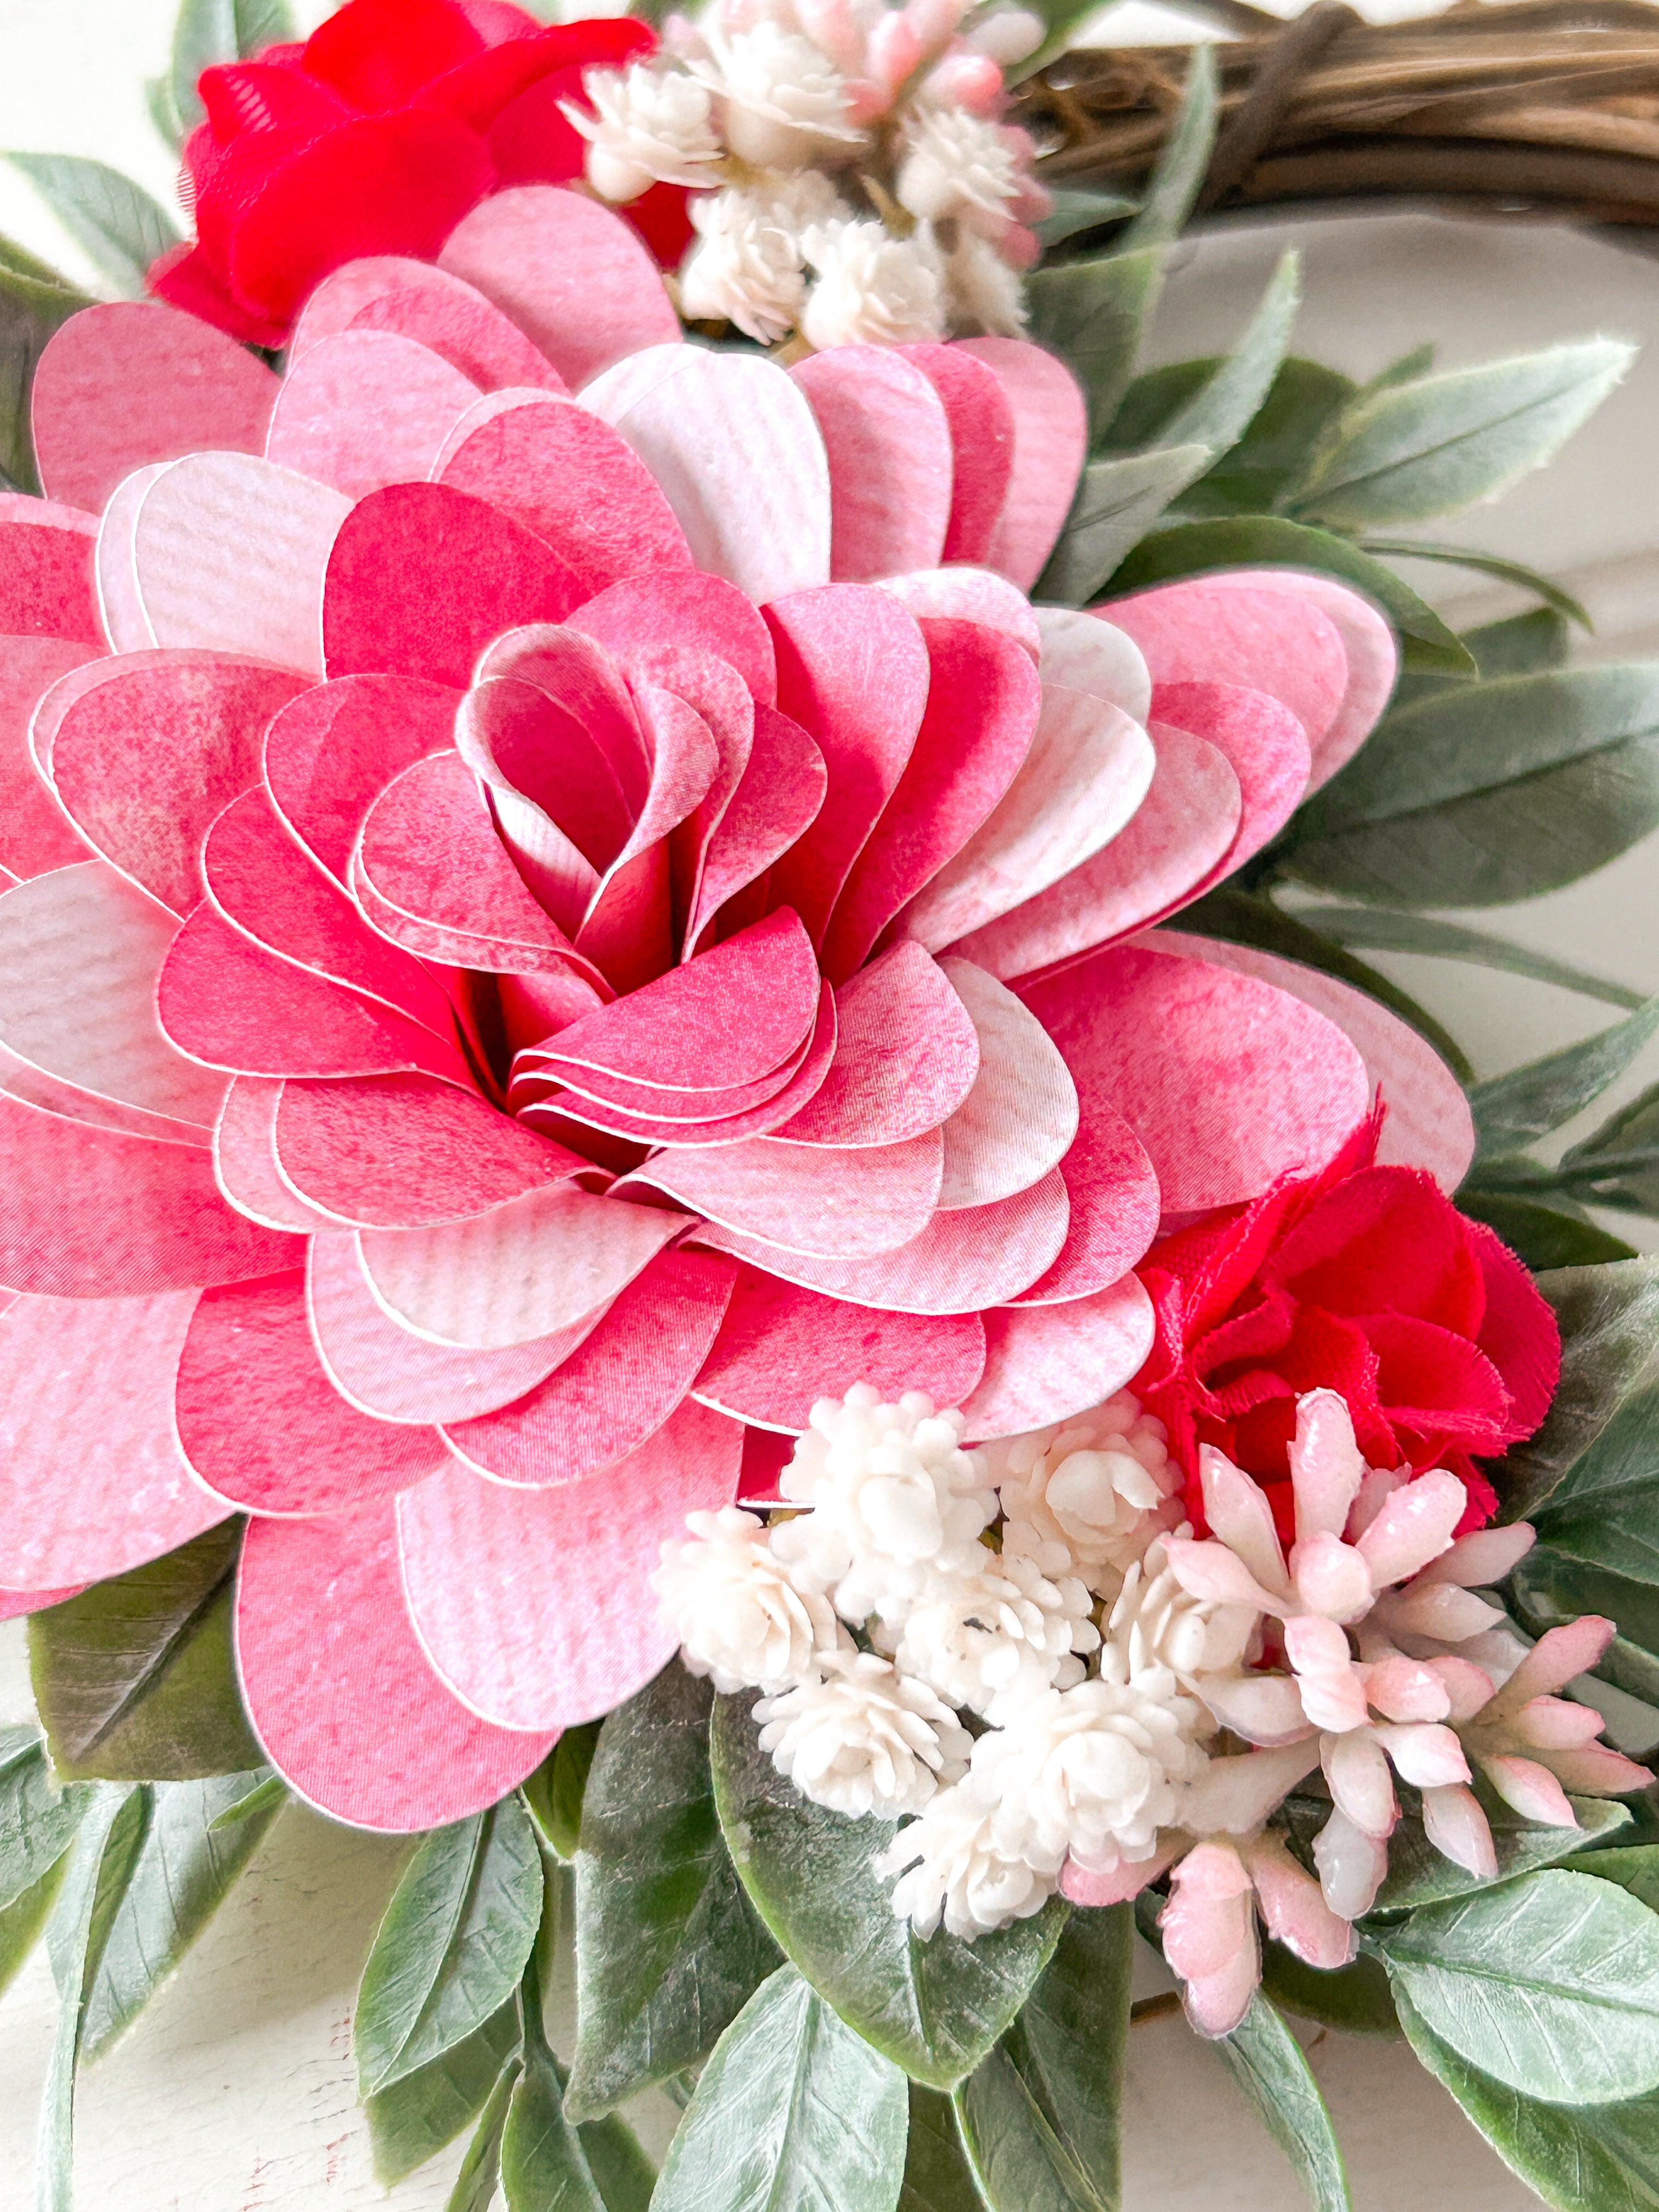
1118,44 -> 1217,251
898,2085 -> 985,2212
1177,357 -> 1356,518
566,1663 -> 780,2120
207,1771 -> 285,1830
1295,907 -> 1644,1012
81,1768 -> 284,2060
1489,1259 -> 1659,1520
1104,516 -> 1471,674
171,0 -> 300,134
1512,1544 -> 1659,1705
1024,248 -> 1163,442
1560,1080 -> 1659,1218
0,1731 -> 89,1911
29,1523 -> 261,1781
522,1723 -> 601,1861
711,1691 -> 1066,2092
501,1946 -> 656,2212
1359,542 -> 1591,630
1148,252 -> 1300,471
365,2000 -> 522,2187
1033,189 -> 1138,250
0,1849 -> 71,2004
1214,1993 -> 1352,2212
1529,1373 -> 1659,1584
1457,1192 -> 1638,1271
4,156 -> 180,297
1291,341 -> 1632,531
357,1796 -> 543,2097
1380,1870 -> 1659,2103
1470,997 -> 1659,1158
1037,445 -> 1211,606
447,2056 -> 520,2212
1282,665 -> 1659,906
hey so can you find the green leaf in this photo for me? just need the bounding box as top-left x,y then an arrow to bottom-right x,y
1511,1544 -> 1659,1705
365,1999 -> 523,2187
1118,44 -> 1217,251
1470,997 -> 1659,1158
652,1965 -> 909,2212
356,1795 -> 543,2096
1281,665 -> 1659,906
4,156 -> 180,297
0,264 -> 94,493
710,1691 -> 1066,2091
1103,516 -> 1473,675
1147,252 -> 1300,471
0,1849 -> 71,2004
522,1723 -> 602,1862
0,1732 -> 88,1911
1396,1981 -> 1659,2212
566,1662 -> 781,2120
1001,1904 -> 1132,2201
171,0 -> 300,135
1172,888 -> 1474,1083
36,1786 -> 149,2212
1358,343 -> 1436,398
1379,1869 -> 1659,2103
81,1768 -> 284,2060
1455,1190 -> 1637,1271
899,2084 -> 985,2212
1359,542 -> 1591,630
447,2056 -> 520,2212
207,1771 -> 285,1830
1373,1787 -> 1629,1915
29,1523 -> 262,1780
1025,248 -> 1163,443
1489,1259 -> 1659,1519
1177,358 -> 1356,520
1033,189 -> 1138,252
1290,341 -> 1633,531
1294,907 -> 1644,1012
1213,1993 -> 1352,2212
1036,445 -> 1212,606
1530,1373 -> 1659,1584
953,2042 -> 1108,2212
144,74 -> 188,154
1566,1846 -> 1659,1912
1260,1944 -> 1399,2039
1560,1080 -> 1659,1218
499,1941 -> 656,2212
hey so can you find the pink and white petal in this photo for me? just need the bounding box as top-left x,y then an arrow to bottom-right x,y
1019,943 -> 1369,1214
958,1274 -> 1155,1440
0,635 -> 99,881
0,1288 -> 228,1586
32,301 -> 278,514
1245,1830 -> 1357,1971
133,455 -> 351,674
0,861 -> 225,1129
176,1268 -> 447,1516
1197,570 -> 1397,788
626,1130 -> 943,1259
896,342 -> 1015,566
599,350 -> 831,607
954,336 -> 1086,592
1008,1082 -> 1159,1304
1480,1753 -> 1579,1827
215,1077 -> 341,1233
1420,1783 -> 1499,1878
398,1395 -> 743,1728
529,1005 -> 816,1122
692,1171 -> 1069,1315
441,1248 -> 736,1486
765,585 -> 930,945
291,255 -> 568,392
307,1231 -> 597,1426
1195,1666 -> 1314,1745
1312,1804 -> 1390,1918
1153,679 -> 1311,879
776,940 -> 979,1148
1035,607 -> 1150,722
1290,1386 -> 1367,1545
94,465 -> 165,653
1322,1729 -> 1398,1837
952,725 -> 1240,982
262,672 -> 459,884
1517,1695 -> 1614,1752
1059,1840 -> 1181,1909
1372,1722 -> 1470,1789
875,568 -> 1040,660
935,958 -> 1077,1209
1179,1741 -> 1323,1835
0,1090 -> 300,1295
42,651 -> 312,917
689,705 -> 827,955
236,1500 -> 555,1832
904,685 -> 1153,951
357,1184 -> 685,1347
692,1266 -> 986,1431
1363,1654 -> 1453,1725
1286,1534 -> 1373,1626
474,622 -> 650,817
791,346 -> 952,582
1417,1522 -> 1537,1590
1355,1469 -> 1466,1588
0,497 -> 101,646
438,185 -> 679,390
266,328 -> 480,500
1536,1744 -> 1651,1796
1201,1447 -> 1290,1596
1150,929 -> 1475,1192
1491,1618 -> 1616,1711
571,567 -> 776,707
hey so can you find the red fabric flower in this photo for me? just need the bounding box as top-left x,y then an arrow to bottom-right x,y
149,0 -> 688,346
1134,1113 -> 1560,1538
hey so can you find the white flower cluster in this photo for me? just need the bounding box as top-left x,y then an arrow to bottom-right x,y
656,1383 -> 1243,1939
566,0 -> 1052,347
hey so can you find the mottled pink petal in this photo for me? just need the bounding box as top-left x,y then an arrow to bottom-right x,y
1355,1469 -> 1466,1589
792,346 -> 952,582
1421,1782 -> 1498,1878
958,1274 -> 1155,1440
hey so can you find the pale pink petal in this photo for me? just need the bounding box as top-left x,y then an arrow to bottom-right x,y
1162,1841 -> 1254,1977
1417,1522 -> 1537,1589
262,672 -> 460,884
1514,1696 -> 1611,1751
1179,1741 -> 1323,1835
1364,1655 -> 1453,1724
1245,1830 -> 1356,1971
776,940 -> 979,1148
1059,1837 -> 1181,1906
1385,1582 -> 1506,1644
398,1396 -> 742,1728
958,1274 -> 1155,1440
1289,1388 -> 1367,1544
1373,1721 -> 1470,1789
792,346 -> 952,582
626,1131 -> 943,1258
290,256 -> 568,392
1481,1753 -> 1579,1827
954,336 -> 1085,591
1539,1744 -> 1651,1796
1196,1671 -> 1314,1748
933,960 -> 1077,1209
1197,571 -> 1396,789
1148,678 -> 1311,884
1322,1729 -> 1398,1837
1283,1612 -> 1357,1678
1427,1655 -> 1496,1720
1007,1076 -> 1159,1305
94,464 -> 167,651
895,341 -> 1014,565
1201,1447 -> 1289,1597
1355,1469 -> 1466,1588
1312,1805 -> 1390,1918
1420,1783 -> 1498,1879
236,1499 -> 554,1832
1489,1617 -> 1615,1709
1164,1536 -> 1284,1617
266,329 -> 480,499
1034,607 -> 1150,721
215,1078 -> 340,1233
1289,1532 -> 1373,1624
876,567 -> 1040,659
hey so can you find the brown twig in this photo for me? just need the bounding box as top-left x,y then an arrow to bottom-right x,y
1130,1991 -> 1184,2024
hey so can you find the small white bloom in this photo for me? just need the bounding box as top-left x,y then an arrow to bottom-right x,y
1104,1531 -> 1256,1689
799,218 -> 946,349
889,1548 -> 1098,1724
756,1650 -> 971,1818
679,172 -> 844,341
896,108 -> 1019,234
992,1394 -> 1181,1596
973,1676 -> 1210,1882
653,1505 -> 845,1693
945,229 -> 1026,336
569,63 -> 724,201
692,22 -> 864,168
877,1774 -> 1056,1939
962,7 -> 1045,63
770,1384 -> 996,1624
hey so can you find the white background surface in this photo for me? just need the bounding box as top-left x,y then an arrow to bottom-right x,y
2,1 -> 1658,2205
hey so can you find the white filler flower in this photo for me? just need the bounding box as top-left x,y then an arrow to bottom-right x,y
995,1393 -> 1181,1594
653,1505 -> 845,1693
800,218 -> 947,348
572,63 -> 724,200
756,1651 -> 971,1818
679,173 -> 845,341
877,1774 -> 1055,1939
692,22 -> 865,168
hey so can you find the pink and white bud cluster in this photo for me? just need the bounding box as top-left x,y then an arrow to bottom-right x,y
1062,1390 -> 1649,2038
569,0 -> 1052,346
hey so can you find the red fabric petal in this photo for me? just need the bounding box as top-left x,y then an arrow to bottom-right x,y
148,241 -> 289,349
422,19 -> 654,131
200,58 -> 358,139
1267,1164 -> 1486,1335
620,182 -> 697,270
1365,1312 -> 1513,1453
302,0 -> 488,112
1466,1216 -> 1561,1442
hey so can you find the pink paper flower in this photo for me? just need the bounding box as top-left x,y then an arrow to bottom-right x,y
0,187 -> 1463,1829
